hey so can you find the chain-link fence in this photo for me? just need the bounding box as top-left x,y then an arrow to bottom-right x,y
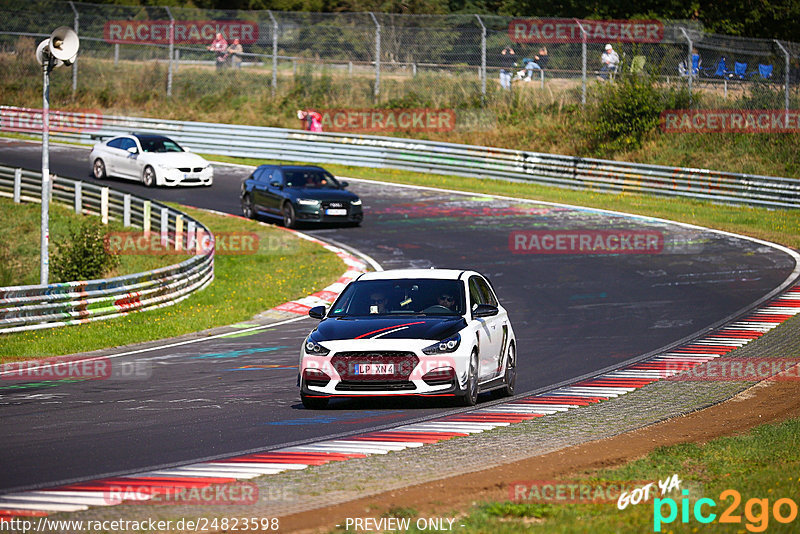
1,0 -> 799,118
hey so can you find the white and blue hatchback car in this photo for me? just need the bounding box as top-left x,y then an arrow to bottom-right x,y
299,269 -> 517,409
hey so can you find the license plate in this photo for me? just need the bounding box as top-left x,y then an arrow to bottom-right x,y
183,173 -> 198,180
325,208 -> 347,216
353,363 -> 395,375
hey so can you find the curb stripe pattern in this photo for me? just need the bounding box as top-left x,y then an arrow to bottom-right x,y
1,283 -> 797,517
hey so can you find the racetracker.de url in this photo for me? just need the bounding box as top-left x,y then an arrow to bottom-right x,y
0,516 -> 280,532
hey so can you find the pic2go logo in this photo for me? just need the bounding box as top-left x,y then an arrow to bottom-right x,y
653,489 -> 799,532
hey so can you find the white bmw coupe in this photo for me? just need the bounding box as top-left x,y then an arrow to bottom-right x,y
299,269 -> 517,409
90,133 -> 213,187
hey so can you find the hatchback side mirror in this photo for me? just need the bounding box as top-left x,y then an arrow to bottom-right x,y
339,181 -> 349,188
473,304 -> 499,318
308,305 -> 326,319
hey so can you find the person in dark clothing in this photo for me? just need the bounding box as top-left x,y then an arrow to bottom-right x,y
499,46 -> 516,90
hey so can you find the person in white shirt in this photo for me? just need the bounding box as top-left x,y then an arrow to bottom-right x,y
599,44 -> 620,80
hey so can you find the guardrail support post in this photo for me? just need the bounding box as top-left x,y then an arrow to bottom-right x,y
123,193 -> 131,227
13,168 -> 21,203
175,214 -> 184,251
101,187 -> 109,224
114,43 -> 119,65
74,181 -> 81,213
160,207 -> 169,248
143,200 -> 151,237
187,220 -> 196,252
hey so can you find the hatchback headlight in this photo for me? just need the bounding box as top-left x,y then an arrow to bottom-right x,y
422,333 -> 461,355
351,199 -> 362,206
304,338 -> 330,356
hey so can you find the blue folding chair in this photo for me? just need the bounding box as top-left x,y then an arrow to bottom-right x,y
733,62 -> 747,79
756,64 -> 773,79
691,54 -> 701,76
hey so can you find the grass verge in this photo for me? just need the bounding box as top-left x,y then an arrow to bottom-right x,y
0,198 -> 180,287
427,416 -> 800,533
0,205 -> 345,361
213,155 -> 800,251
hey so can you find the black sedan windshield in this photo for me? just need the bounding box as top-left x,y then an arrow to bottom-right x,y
330,279 -> 465,317
284,170 -> 340,189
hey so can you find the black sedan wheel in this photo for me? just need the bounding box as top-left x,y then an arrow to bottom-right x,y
283,203 -> 297,229
241,194 -> 254,219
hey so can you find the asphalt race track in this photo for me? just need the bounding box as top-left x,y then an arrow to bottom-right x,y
0,139 -> 796,492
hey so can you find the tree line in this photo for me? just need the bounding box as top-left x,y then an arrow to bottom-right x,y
69,0 -> 800,42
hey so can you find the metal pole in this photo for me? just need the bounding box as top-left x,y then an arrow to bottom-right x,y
575,19 -> 587,106
268,11 -> 278,96
774,40 -> 791,121
369,12 -> 380,100
41,57 -> 52,284
165,6 -> 174,98
679,27 -> 693,98
69,1 -> 78,94
475,15 -> 486,102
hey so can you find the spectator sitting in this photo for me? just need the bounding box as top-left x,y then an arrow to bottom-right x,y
599,43 -> 619,80
227,38 -> 243,69
536,47 -> 549,70
524,57 -> 541,81
207,33 -> 228,72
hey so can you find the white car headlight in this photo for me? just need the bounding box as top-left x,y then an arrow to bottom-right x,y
422,333 -> 461,355
304,338 -> 330,356
297,198 -> 320,207
351,199 -> 362,206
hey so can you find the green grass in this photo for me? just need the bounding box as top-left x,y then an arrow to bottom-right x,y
0,198 -> 179,287
351,417 -> 800,533
0,205 -> 345,361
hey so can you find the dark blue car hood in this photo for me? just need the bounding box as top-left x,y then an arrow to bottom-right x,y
312,316 -> 466,341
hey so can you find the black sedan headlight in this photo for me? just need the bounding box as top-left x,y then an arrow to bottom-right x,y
422,333 -> 461,355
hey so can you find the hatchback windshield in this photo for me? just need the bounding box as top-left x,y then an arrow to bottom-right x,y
329,279 -> 465,317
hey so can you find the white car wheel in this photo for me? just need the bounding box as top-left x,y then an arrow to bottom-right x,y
93,158 -> 107,180
142,166 -> 156,187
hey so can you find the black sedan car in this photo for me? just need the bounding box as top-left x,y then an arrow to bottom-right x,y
240,165 -> 363,228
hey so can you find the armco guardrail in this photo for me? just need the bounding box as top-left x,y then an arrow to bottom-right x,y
3,106 -> 796,210
0,165 -> 214,334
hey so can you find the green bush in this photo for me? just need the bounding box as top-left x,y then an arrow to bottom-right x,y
586,74 -> 691,154
51,218 -> 119,282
